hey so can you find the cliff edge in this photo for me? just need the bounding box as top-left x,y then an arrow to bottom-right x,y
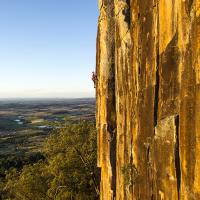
96,0 -> 200,199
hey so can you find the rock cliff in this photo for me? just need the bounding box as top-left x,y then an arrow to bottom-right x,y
96,0 -> 200,199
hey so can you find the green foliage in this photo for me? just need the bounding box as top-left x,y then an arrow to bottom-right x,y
0,153 -> 45,174
5,163 -> 50,200
2,121 -> 99,200
122,163 -> 138,187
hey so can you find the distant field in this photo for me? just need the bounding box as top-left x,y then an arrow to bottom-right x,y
0,98 -> 95,155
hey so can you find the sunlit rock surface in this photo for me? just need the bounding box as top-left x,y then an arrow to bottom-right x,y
96,0 -> 200,199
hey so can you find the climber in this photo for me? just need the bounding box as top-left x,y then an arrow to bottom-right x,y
91,71 -> 97,88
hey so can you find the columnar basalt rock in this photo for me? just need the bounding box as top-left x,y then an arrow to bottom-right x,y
96,0 -> 200,199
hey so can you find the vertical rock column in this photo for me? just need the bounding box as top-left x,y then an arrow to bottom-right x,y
154,0 -> 180,199
115,0 -> 157,199
178,0 -> 200,199
115,1 -> 132,199
96,0 -> 116,199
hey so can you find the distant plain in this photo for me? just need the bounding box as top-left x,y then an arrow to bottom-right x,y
0,98 -> 95,155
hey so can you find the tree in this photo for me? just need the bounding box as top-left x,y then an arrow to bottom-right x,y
4,121 -> 99,200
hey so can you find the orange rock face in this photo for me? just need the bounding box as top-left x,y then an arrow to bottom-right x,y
96,0 -> 200,199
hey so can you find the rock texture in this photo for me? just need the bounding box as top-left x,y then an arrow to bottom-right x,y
96,0 -> 200,199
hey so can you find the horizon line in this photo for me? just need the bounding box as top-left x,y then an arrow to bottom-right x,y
0,97 -> 95,100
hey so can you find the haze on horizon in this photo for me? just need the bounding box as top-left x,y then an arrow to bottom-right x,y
0,0 -> 98,98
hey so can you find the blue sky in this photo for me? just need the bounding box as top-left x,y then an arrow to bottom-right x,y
0,0 -> 99,98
